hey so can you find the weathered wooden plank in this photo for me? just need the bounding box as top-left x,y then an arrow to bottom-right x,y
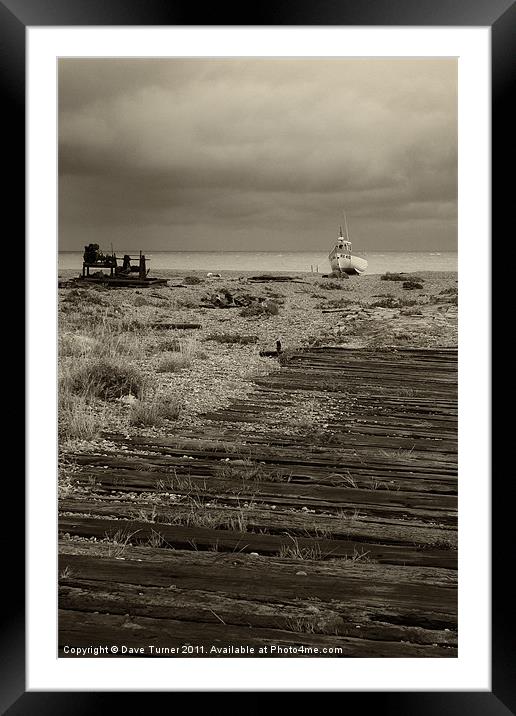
99,429 -> 459,455
58,580 -> 457,647
58,547 -> 457,620
61,495 -> 451,531
58,609 -> 456,657
59,541 -> 457,585
100,436 -> 458,471
69,454 -> 457,496
92,434 -> 460,466
59,516 -> 457,568
72,466 -> 457,512
60,498 -> 457,548
71,447 -> 458,473
70,473 -> 457,525
58,549 -> 457,614
73,448 -> 458,476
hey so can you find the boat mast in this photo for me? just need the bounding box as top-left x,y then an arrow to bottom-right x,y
343,210 -> 350,242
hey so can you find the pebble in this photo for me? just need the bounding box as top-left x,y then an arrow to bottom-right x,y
249,552 -> 259,557
296,571 -> 307,576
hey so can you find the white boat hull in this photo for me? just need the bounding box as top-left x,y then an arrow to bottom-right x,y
330,255 -> 368,275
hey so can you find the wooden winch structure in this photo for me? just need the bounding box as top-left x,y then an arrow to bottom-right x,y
78,245 -> 167,287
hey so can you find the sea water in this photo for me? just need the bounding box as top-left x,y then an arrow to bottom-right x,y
58,251 -> 457,275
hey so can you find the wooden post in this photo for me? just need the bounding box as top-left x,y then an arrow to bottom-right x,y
139,254 -> 146,280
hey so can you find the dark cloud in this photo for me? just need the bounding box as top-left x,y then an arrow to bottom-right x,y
59,58 -> 457,251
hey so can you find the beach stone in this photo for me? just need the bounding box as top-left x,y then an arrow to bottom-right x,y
296,571 -> 307,576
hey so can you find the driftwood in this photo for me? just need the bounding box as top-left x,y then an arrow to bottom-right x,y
248,275 -> 295,282
151,323 -> 201,330
74,277 -> 168,288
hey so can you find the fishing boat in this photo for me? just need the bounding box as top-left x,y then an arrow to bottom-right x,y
328,212 -> 368,275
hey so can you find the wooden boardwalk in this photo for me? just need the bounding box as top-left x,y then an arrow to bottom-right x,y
59,347 -> 458,657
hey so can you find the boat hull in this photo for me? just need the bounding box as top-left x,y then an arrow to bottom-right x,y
330,255 -> 368,275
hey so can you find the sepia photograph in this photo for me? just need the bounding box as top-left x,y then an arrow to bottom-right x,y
57,57 -> 458,659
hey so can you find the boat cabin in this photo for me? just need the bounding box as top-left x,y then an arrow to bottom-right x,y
329,227 -> 352,260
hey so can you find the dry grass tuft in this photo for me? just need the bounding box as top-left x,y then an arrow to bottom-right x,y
58,389 -> 106,441
64,356 -> 146,400
129,395 -> 182,426
239,301 -> 279,318
316,280 -> 347,290
157,352 -> 192,372
156,338 -> 202,372
278,535 -> 324,560
381,272 -> 424,283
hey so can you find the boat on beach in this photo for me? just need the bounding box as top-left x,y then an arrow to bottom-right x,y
328,212 -> 368,275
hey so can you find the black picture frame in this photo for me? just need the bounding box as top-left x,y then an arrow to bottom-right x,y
9,0 -> 508,710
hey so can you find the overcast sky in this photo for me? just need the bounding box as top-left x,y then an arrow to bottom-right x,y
59,58 -> 457,253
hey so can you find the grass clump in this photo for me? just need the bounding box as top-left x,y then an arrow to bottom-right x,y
169,508 -> 249,532
104,528 -> 139,557
402,280 -> 424,290
129,396 -> 182,427
317,281 -> 346,290
380,272 -> 406,282
156,339 -> 201,372
370,297 -> 399,308
58,391 -> 106,440
278,347 -> 298,366
218,459 -> 290,483
381,272 -> 424,283
283,616 -> 318,634
66,357 -> 145,400
430,292 -> 458,306
183,275 -> 203,285
323,297 -> 356,308
279,535 -> 324,560
157,352 -> 192,372
239,300 -> 279,318
62,288 -> 107,306
177,297 -> 200,309
158,338 -> 182,352
205,333 -> 258,345
283,614 -> 343,635
59,332 -> 97,358
421,536 -> 457,551
370,297 -> 418,309
439,287 -> 458,295
345,547 -> 376,563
